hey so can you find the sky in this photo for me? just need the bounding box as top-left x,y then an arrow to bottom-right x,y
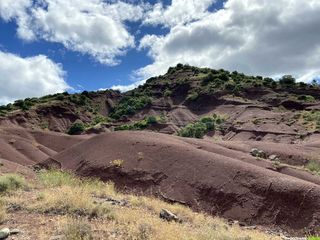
0,0 -> 320,104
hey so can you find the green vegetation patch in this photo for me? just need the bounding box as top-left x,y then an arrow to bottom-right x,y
306,160 -> 320,175
68,120 -> 86,135
178,114 -> 225,139
294,110 -> 320,130
110,95 -> 152,120
38,169 -> 80,188
308,237 -> 320,240
115,116 -> 163,131
0,174 -> 26,194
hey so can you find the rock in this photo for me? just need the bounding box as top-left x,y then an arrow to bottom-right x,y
106,198 -> 129,207
159,209 -> 181,223
10,229 -> 21,235
0,228 -> 10,239
93,196 -> 129,207
269,154 -> 279,161
250,148 -> 267,159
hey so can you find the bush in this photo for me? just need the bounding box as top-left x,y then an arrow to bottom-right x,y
115,116 -> 158,131
306,160 -> 320,174
201,73 -> 215,85
38,170 -> 79,188
61,219 -> 93,240
68,121 -> 85,135
279,75 -> 296,87
178,122 -> 207,139
200,117 -> 216,131
0,174 -> 26,194
297,95 -> 315,102
178,115 -> 225,139
146,116 -> 157,125
110,95 -> 151,120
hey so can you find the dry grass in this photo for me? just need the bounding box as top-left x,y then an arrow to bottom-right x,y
0,198 -> 6,223
0,174 -> 26,194
59,218 -> 93,240
3,170 -> 281,240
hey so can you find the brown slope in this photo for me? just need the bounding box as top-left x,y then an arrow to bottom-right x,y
40,131 -> 320,235
0,127 -> 88,166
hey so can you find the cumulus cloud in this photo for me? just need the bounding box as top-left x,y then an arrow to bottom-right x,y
143,0 -> 215,27
0,51 -> 70,105
137,0 -> 320,82
111,79 -> 146,92
0,0 -> 146,65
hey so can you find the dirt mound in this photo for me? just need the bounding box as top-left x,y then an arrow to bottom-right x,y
40,131 -> 320,235
0,127 -> 87,166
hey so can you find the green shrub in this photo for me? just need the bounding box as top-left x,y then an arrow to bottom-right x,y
201,73 -> 215,85
115,116 -> 158,131
178,115 -> 225,139
146,116 -> 157,125
93,115 -> 109,125
164,89 -> 172,97
200,117 -> 216,131
297,95 -> 315,102
110,95 -> 151,119
306,160 -> 320,174
68,121 -> 85,135
38,170 -> 80,188
178,122 -> 207,139
0,174 -> 26,194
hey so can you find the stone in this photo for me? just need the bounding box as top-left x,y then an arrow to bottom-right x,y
9,229 -> 21,235
159,209 -> 181,223
269,154 -> 279,161
0,228 -> 10,239
250,148 -> 267,159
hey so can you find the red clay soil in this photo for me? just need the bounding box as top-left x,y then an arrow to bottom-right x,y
39,131 -> 320,236
0,127 -> 87,166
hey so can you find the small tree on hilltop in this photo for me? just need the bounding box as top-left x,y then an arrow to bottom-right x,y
279,75 -> 296,87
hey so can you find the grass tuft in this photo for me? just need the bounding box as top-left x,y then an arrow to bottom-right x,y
38,169 -> 80,188
306,160 -> 320,174
0,199 -> 6,223
60,218 -> 93,240
0,174 -> 26,194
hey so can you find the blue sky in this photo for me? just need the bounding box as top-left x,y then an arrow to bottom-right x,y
0,0 -> 319,104
0,0 -> 225,92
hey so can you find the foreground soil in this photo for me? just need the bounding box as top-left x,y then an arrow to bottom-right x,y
0,125 -> 319,237
0,171 -> 282,240
36,131 -> 320,236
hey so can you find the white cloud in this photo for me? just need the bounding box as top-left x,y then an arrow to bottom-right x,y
137,0 -> 320,82
0,51 -> 70,105
111,79 -> 146,92
0,0 -> 146,65
143,0 -> 216,27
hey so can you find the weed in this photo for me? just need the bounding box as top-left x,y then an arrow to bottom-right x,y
110,159 -> 124,168
0,174 -> 26,194
306,160 -> 320,174
60,218 -> 93,240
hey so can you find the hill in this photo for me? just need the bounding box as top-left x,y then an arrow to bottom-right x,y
0,65 -> 320,238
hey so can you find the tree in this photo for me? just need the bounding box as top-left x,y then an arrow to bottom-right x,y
279,75 -> 296,87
